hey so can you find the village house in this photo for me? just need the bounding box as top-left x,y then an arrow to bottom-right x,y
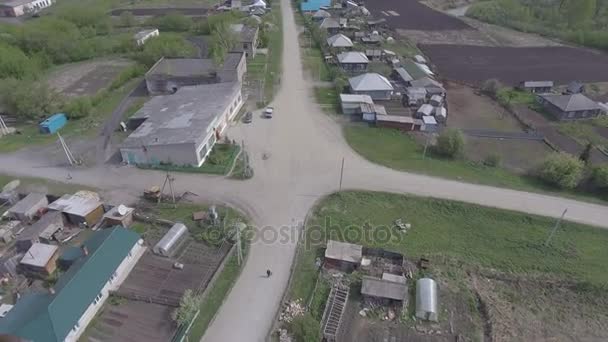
518,80 -> 553,94
144,53 -> 246,95
133,28 -> 159,46
230,24 -> 259,58
121,82 -> 243,166
0,0 -> 54,17
337,51 -> 369,73
0,227 -> 145,342
327,33 -> 353,49
538,93 -> 601,120
319,17 -> 341,35
349,73 -> 394,100
312,8 -> 330,20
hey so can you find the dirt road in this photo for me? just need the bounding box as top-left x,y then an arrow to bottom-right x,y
2,0 -> 608,340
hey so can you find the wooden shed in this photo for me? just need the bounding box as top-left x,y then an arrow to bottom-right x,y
324,240 -> 363,272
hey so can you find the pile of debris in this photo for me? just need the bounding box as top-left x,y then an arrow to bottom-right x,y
277,328 -> 292,342
279,299 -> 305,323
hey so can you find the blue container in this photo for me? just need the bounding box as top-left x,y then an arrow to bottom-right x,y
300,0 -> 331,11
39,113 -> 67,134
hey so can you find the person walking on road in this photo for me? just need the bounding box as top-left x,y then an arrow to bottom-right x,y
266,269 -> 272,278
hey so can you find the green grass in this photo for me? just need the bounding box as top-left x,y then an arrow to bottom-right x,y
343,125 -> 607,203
557,121 -> 608,149
0,173 -> 96,195
301,45 -> 331,81
496,88 -> 536,106
137,144 -> 240,175
313,87 -> 338,113
0,78 -> 141,153
288,190 -> 608,305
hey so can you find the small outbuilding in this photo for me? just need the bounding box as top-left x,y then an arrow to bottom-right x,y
416,104 -> 434,118
410,77 -> 445,96
39,113 -> 67,134
421,115 -> 438,132
48,191 -> 104,227
134,28 -> 159,46
324,240 -> 362,272
518,80 -> 553,94
153,222 -> 188,257
102,204 -> 134,228
312,9 -> 331,20
18,243 -> 59,278
434,106 -> 447,123
416,278 -> 438,322
16,211 -> 64,252
7,193 -> 48,222
340,94 -> 373,115
430,94 -> 443,107
404,87 -> 427,107
361,275 -> 407,303
376,114 -> 422,131
565,81 -> 585,95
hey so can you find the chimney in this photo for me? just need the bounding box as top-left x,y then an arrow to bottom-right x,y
49,287 -> 55,295
81,245 -> 89,256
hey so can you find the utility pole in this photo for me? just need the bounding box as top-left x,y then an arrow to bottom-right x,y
0,115 -> 9,135
57,133 -> 77,166
158,172 -> 176,208
338,157 -> 345,190
422,133 -> 430,159
545,209 -> 568,247
235,222 -> 244,266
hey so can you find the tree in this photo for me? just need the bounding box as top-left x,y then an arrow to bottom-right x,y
592,165 -> 608,190
434,128 -> 465,158
0,43 -> 39,79
481,78 -> 501,98
579,142 -> 593,164
0,79 -> 61,120
119,11 -> 136,27
135,34 -> 196,66
564,0 -> 597,28
171,289 -> 202,327
209,23 -> 238,64
538,152 -> 584,189
483,153 -> 501,167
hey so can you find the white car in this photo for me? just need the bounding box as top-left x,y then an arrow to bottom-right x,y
264,106 -> 274,118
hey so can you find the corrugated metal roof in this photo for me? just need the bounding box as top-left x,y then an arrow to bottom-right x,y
20,243 -> 58,268
327,34 -> 353,47
349,73 -> 393,91
394,67 -> 413,82
325,240 -> 362,263
8,193 -> 47,216
361,276 -> 407,300
48,193 -> 102,218
337,51 -> 369,64
540,93 -> 600,112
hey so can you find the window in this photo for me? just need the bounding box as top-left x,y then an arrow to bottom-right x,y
94,293 -> 103,304
199,144 -> 208,160
567,112 -> 575,118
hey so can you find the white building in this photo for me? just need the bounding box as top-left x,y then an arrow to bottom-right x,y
134,28 -> 159,46
0,0 -> 54,17
0,227 -> 145,341
121,82 -> 243,166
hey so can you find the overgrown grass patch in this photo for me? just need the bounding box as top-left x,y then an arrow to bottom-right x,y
137,144 -> 240,175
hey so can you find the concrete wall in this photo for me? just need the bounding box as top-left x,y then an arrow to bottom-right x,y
64,241 -> 146,342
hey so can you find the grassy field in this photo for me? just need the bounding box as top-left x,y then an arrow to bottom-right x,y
0,78 -> 141,153
289,190 -> 608,304
313,87 -> 339,113
344,124 -> 607,203
0,173 -> 96,195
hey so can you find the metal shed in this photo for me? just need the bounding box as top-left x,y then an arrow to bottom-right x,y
39,113 -> 67,134
153,222 -> 188,257
416,278 -> 438,322
325,240 -> 363,271
361,275 -> 407,301
7,193 -> 48,222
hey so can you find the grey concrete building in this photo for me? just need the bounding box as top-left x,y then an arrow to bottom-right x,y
230,24 -> 259,58
145,53 -> 246,95
121,82 -> 243,166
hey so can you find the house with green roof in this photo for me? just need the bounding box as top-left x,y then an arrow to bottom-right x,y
0,227 -> 145,342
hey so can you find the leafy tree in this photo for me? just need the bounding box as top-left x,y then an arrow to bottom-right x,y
538,152 -> 584,189
171,289 -> 202,327
579,142 -> 593,164
119,11 -> 136,27
288,313 -> 320,342
481,78 -> 501,98
154,12 -> 192,32
483,153 -> 502,167
0,79 -> 61,120
135,34 -> 196,67
592,165 -> 608,190
564,0 -> 597,28
209,23 -> 238,64
434,128 -> 465,158
57,5 -> 112,36
63,97 -> 93,119
0,43 -> 39,79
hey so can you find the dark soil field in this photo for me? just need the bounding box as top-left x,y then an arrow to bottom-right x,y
420,45 -> 608,86
365,0 -> 470,31
110,7 -> 209,16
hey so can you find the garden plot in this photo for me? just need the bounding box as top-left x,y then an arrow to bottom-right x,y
47,58 -> 133,97
365,0 -> 470,31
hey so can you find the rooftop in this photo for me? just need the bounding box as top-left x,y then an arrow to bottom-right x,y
337,51 -> 369,64
361,276 -> 407,300
410,77 -> 444,90
312,9 -> 331,18
327,33 -> 353,48
0,0 -> 39,7
540,93 -> 600,112
522,80 -> 554,88
48,192 -> 102,218
8,193 -> 46,215
123,82 -> 240,147
320,17 -> 340,29
230,24 -> 258,43
17,211 -> 63,242
349,73 -> 394,91
394,67 -> 413,82
401,60 -> 429,80
325,240 -> 362,263
133,29 -> 158,41
340,94 -> 373,104
20,243 -> 58,268
146,58 -> 216,78
0,227 -> 141,342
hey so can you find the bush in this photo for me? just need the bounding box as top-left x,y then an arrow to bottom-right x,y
0,78 -> 60,120
483,153 -> 501,167
434,128 -> 465,158
481,78 -> 501,98
64,97 -> 93,120
288,314 -> 320,342
109,64 -> 146,90
592,165 -> 608,190
153,12 -> 192,32
134,34 -> 196,67
538,152 -> 584,189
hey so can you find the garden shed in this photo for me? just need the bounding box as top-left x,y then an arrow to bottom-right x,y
39,113 -> 67,134
361,275 -> 407,303
416,278 -> 438,322
48,191 -> 104,227
153,222 -> 188,257
7,193 -> 48,222
324,240 -> 362,272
